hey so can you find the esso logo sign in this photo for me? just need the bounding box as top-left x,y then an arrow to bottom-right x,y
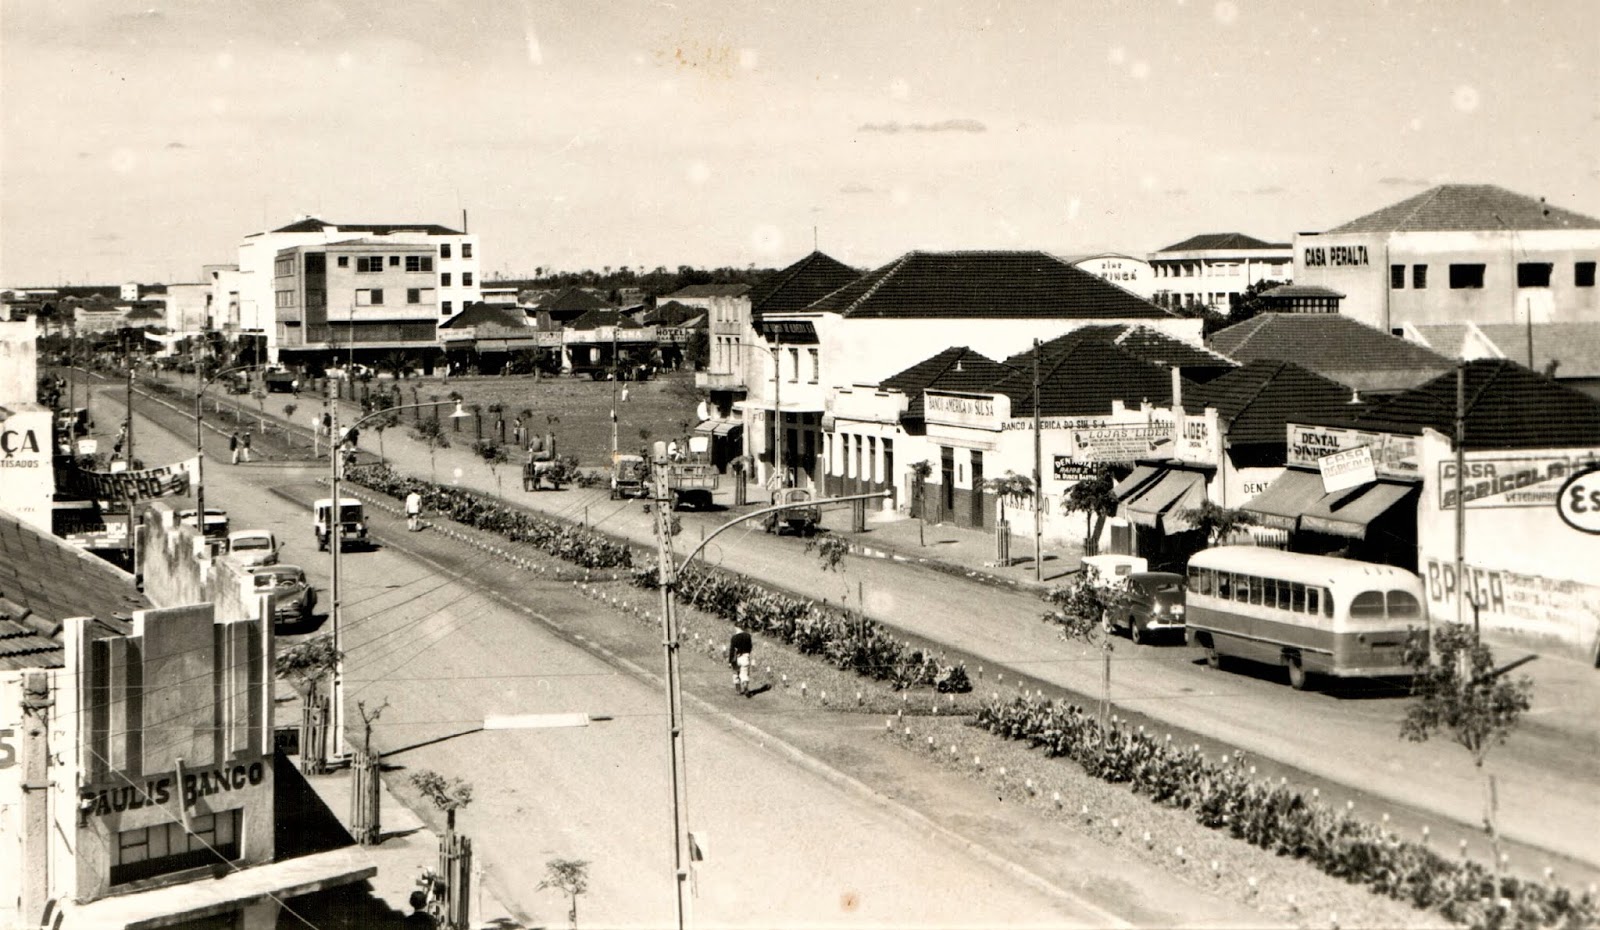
1556,466 -> 1600,535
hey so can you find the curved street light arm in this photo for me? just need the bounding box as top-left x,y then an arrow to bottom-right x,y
676,489 -> 890,568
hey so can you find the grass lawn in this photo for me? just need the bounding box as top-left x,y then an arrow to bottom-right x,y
391,370 -> 704,468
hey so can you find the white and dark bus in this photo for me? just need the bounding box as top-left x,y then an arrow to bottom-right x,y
1184,547 -> 1426,690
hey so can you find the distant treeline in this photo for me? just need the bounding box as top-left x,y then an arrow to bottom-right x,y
487,264 -> 776,301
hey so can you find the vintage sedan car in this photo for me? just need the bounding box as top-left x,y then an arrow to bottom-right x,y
226,529 -> 280,567
249,564 -> 316,625
177,507 -> 230,541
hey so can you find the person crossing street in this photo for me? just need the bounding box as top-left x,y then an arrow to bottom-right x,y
728,625 -> 753,696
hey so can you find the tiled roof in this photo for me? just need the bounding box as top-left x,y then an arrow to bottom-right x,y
1352,360 -> 1600,449
1326,185 -> 1600,234
1187,360 -> 1365,447
266,217 -> 464,236
567,308 -> 642,331
1156,233 -> 1289,252
988,339 -> 1196,418
0,514 -> 144,670
438,302 -> 527,330
879,347 -> 1010,420
1263,284 -> 1345,298
1473,323 -> 1600,380
664,283 -> 752,299
1208,313 -> 1453,392
807,251 -> 1173,320
1001,324 -> 1234,377
537,286 -> 615,317
749,251 -> 863,322
642,301 -> 706,327
123,307 -> 165,321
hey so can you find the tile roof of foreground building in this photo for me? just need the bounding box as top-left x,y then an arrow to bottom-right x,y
879,347 -> 1011,420
663,283 -> 753,299
1186,360 -> 1367,447
988,339 -> 1197,418
1012,323 -> 1236,376
1325,184 -> 1600,234
0,513 -> 144,670
1351,359 -> 1600,449
749,251 -> 863,322
1208,313 -> 1454,394
1409,322 -> 1600,380
438,302 -> 528,330
806,251 -> 1174,320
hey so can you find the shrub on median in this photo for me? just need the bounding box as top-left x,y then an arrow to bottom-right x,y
973,694 -> 1595,930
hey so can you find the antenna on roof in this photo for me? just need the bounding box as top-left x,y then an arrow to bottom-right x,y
813,225 -> 818,251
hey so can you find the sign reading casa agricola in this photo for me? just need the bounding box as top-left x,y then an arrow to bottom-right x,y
81,760 -> 266,817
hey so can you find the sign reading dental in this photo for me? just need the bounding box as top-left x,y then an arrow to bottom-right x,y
924,391 -> 1007,430
1287,424 -> 1419,479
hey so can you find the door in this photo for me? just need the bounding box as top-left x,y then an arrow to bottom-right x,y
969,451 -> 985,529
940,446 -> 955,519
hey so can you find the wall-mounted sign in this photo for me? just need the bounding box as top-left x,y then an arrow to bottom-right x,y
1301,244 -> 1370,267
1557,466 -> 1600,534
924,392 -> 1002,430
80,758 -> 267,817
1001,416 -> 1108,432
1319,446 -> 1376,494
1438,454 -> 1599,510
1287,424 -> 1418,478
1070,424 -> 1173,463
1053,456 -> 1096,481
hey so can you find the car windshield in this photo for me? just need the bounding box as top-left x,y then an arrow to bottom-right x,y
254,570 -> 298,588
233,537 -> 271,550
339,506 -> 362,522
1153,581 -> 1184,595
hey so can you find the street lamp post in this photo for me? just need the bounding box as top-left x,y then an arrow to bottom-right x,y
326,398 -> 467,760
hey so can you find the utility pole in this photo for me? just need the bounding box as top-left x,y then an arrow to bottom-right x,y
611,325 -> 620,462
329,398 -> 347,761
1452,362 -> 1466,659
650,441 -> 692,930
126,363 -> 137,563
1033,338 -> 1043,583
772,346 -> 783,490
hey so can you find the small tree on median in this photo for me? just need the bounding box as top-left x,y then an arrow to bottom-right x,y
1178,499 -> 1255,546
538,858 -> 591,930
1041,577 -> 1125,730
410,769 -> 474,833
1401,623 -> 1534,908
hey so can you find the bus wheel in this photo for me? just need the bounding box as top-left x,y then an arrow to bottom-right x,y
1200,636 -> 1222,669
1286,654 -> 1310,691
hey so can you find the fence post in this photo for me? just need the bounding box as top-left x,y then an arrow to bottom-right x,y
439,831 -> 473,930
299,691 -> 328,775
349,748 -> 381,846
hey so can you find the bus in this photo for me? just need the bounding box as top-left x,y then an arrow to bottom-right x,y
1183,547 -> 1426,690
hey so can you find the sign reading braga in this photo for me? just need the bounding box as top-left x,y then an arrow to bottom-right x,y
1556,466 -> 1600,534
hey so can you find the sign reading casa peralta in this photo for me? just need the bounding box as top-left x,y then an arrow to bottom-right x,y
60,457 -> 198,502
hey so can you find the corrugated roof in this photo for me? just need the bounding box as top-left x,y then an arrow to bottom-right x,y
1352,360 -> 1600,448
1326,185 -> 1600,234
879,347 -> 1010,420
267,217 -> 464,236
1208,313 -> 1453,392
750,252 -> 862,322
1187,360 -> 1366,447
1156,233 -> 1289,252
807,251 -> 1173,320
0,514 -> 144,670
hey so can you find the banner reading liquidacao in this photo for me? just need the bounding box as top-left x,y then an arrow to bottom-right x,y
61,457 -> 197,502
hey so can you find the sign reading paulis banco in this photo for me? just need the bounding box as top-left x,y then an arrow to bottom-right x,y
1556,465 -> 1600,534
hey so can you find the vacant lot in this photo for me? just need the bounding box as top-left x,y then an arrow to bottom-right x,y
394,370 -> 704,467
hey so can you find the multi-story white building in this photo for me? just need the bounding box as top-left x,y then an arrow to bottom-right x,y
1292,184 -> 1600,334
163,282 -> 210,335
1148,232 -> 1292,314
234,217 -> 480,361
1065,252 -> 1155,298
270,239 -> 451,365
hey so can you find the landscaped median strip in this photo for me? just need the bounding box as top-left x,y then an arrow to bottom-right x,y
340,463 -> 1597,930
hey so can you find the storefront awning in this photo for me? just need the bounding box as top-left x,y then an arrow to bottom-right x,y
1242,469 -> 1417,540
693,418 -> 744,438
757,320 -> 818,344
1112,464 -> 1163,501
1119,467 -> 1208,534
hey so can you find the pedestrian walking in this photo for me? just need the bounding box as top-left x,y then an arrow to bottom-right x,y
405,490 -> 423,531
228,431 -> 240,465
240,431 -> 253,463
728,626 -> 753,696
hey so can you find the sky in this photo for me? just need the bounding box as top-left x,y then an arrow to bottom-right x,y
3,0 -> 1598,286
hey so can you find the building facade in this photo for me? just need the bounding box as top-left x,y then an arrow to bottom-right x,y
1292,184 -> 1600,334
270,240 -> 447,365
1148,233 -> 1292,314
1066,253 -> 1155,298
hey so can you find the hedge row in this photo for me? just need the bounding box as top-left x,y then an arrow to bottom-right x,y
976,695 -> 1595,930
632,558 -> 971,692
345,464 -> 633,569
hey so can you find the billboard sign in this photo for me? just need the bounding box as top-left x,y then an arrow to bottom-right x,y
1319,446 -> 1376,494
1287,424 -> 1419,479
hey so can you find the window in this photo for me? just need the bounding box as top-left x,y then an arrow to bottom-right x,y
337,255 -> 349,267
405,255 -> 434,273
1449,264 -> 1486,289
462,243 -> 473,259
440,243 -> 452,259
1578,262 -> 1597,287
1236,575 -> 1253,604
305,252 -> 326,273
788,348 -> 799,382
1516,262 -> 1553,288
1216,571 -> 1232,599
388,255 -> 400,267
463,271 -> 474,286
441,273 -> 452,287
1412,264 -> 1427,289
1390,264 -> 1405,289
275,290 -> 295,308
274,256 -> 295,276
1290,582 -> 1306,613
1386,590 -> 1422,619
441,300 -> 452,314
112,809 -> 242,885
1350,590 -> 1386,618
808,348 -> 819,383
1262,577 -> 1278,608
356,256 -> 384,273
407,288 -> 422,304
1305,586 -> 1320,616
356,289 -> 384,306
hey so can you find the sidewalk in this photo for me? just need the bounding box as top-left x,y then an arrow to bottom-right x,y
146,369 -> 1600,877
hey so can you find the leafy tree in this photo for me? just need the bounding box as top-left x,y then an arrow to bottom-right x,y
908,460 -> 933,546
1060,463 -> 1119,555
274,634 -> 340,700
410,769 -> 474,832
413,417 -> 450,482
1178,499 -> 1254,546
683,328 -> 709,371
804,534 -> 850,572
1041,578 -> 1126,728
1401,624 -> 1534,904
367,390 -> 401,463
538,858 -> 591,930
983,470 -> 1033,525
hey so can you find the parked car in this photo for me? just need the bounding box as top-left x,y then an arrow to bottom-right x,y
249,564 -> 316,626
762,487 -> 821,536
177,507 -> 230,540
313,497 -> 368,551
1105,571 -> 1187,644
226,529 -> 279,567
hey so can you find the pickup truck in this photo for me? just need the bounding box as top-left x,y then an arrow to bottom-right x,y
664,461 -> 719,510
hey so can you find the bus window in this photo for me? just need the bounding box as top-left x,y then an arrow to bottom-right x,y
1306,586 -> 1320,616
1247,576 -> 1262,606
1351,590 -> 1385,619
1262,578 -> 1277,608
1322,588 -> 1333,618
1277,581 -> 1292,611
1291,582 -> 1306,613
1387,590 -> 1422,619
1217,572 -> 1232,599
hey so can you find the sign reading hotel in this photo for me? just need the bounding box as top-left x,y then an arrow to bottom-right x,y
924,391 -> 1007,430
1287,424 -> 1419,478
1439,453 -> 1600,510
1319,446 -> 1376,494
